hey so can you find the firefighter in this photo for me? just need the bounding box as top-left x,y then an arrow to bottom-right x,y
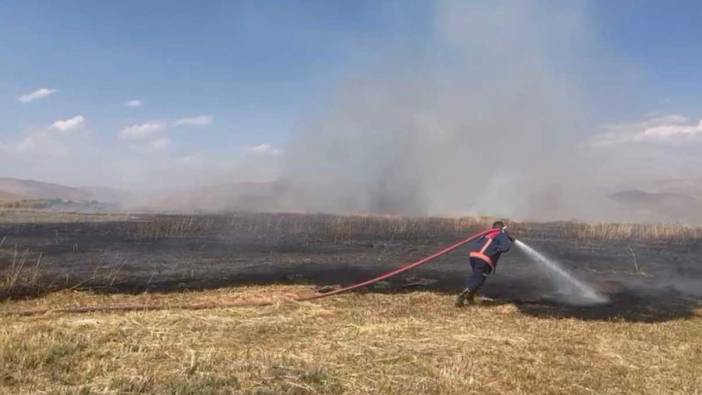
455,220 -> 514,307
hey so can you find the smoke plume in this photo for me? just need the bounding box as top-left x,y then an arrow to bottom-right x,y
278,2 -> 598,219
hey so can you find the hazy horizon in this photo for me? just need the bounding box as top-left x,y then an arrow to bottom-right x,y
2,1 -> 702,222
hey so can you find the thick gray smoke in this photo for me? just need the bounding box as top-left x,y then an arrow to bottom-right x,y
278,2 -> 597,219
113,1 -> 699,224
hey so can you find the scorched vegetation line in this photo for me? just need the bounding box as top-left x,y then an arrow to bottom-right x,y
5,230 -> 489,316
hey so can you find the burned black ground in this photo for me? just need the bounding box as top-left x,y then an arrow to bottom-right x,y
0,213 -> 700,322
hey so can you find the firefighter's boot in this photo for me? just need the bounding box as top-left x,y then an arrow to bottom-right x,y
455,288 -> 474,307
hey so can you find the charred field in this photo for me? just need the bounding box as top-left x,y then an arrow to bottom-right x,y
0,211 -> 700,322
1,211 -> 702,394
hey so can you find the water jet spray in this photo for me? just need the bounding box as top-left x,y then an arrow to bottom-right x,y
515,240 -> 609,305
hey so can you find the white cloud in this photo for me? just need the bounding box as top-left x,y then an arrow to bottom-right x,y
146,137 -> 171,152
120,121 -> 173,153
125,99 -> 142,107
180,154 -> 203,165
13,135 -> 39,153
1,116 -> 86,156
120,116 -> 213,146
121,121 -> 167,140
2,131 -> 68,156
592,114 -> 702,146
636,120 -> 702,141
18,88 -> 57,103
250,143 -> 282,155
173,115 -> 213,127
49,115 -> 85,133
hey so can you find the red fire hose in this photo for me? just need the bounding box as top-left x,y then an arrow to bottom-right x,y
300,228 -> 488,301
6,229 -> 489,316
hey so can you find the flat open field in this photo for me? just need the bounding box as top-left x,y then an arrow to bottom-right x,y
1,211 -> 701,393
2,287 -> 701,394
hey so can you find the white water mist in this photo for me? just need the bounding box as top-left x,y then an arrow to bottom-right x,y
515,240 -> 609,305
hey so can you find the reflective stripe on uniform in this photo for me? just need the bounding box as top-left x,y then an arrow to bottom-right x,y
469,251 -> 494,268
469,229 -> 500,269
479,238 -> 493,254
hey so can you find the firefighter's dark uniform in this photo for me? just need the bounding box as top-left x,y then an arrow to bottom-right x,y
456,228 -> 513,306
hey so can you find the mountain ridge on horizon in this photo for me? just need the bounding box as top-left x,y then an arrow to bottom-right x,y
0,177 -> 701,224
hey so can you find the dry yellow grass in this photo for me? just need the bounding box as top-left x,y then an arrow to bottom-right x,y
1,286 -> 701,394
0,209 -> 133,224
553,221 -> 702,242
123,213 -> 702,245
1,210 -> 700,242
124,213 -> 496,241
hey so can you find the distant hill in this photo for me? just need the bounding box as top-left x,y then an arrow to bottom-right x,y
0,177 -> 290,213
0,190 -> 23,202
639,177 -> 702,198
3,176 -> 702,224
0,177 -> 92,201
80,186 -> 132,205
609,190 -> 696,205
608,189 -> 700,223
143,181 -> 291,212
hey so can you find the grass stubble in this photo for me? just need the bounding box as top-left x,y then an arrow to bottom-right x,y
1,286 -> 701,395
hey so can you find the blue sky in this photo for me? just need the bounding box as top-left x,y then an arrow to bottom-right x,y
1,1 -> 701,189
590,0 -> 702,118
1,1 -> 400,147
